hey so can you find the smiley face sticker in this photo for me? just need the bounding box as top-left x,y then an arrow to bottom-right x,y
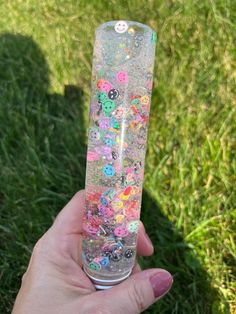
114,20 -> 128,33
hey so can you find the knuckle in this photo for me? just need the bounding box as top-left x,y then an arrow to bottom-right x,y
128,279 -> 147,313
32,237 -> 44,255
21,271 -> 27,284
84,299 -> 111,314
31,233 -> 50,259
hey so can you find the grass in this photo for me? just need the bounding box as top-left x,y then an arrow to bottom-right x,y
0,0 -> 235,313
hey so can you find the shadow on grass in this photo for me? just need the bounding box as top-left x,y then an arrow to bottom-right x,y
0,33 -> 226,314
141,190 -> 226,313
0,33 -> 87,313
0,32 -> 87,188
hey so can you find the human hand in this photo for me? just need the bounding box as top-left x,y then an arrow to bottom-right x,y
12,190 -> 173,314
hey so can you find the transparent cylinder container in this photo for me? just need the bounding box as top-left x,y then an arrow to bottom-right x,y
82,20 -> 156,289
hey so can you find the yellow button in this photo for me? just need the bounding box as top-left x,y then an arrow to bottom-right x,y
112,200 -> 123,210
115,214 -> 125,223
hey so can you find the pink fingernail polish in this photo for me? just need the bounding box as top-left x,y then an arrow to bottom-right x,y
149,271 -> 173,298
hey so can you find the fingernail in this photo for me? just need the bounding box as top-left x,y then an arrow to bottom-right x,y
144,232 -> 154,249
149,271 -> 173,298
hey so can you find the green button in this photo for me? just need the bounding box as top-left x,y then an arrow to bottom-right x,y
102,100 -> 115,115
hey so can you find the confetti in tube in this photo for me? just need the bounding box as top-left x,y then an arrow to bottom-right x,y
82,20 -> 156,289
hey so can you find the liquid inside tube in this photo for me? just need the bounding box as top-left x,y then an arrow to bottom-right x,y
82,20 -> 156,288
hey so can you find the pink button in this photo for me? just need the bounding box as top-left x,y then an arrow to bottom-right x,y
116,71 -> 128,84
114,225 -> 129,237
97,79 -> 112,92
87,151 -> 100,161
127,210 -> 139,220
83,223 -> 98,235
100,206 -> 114,218
99,117 -> 110,129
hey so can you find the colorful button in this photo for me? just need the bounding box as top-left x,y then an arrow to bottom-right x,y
140,95 -> 150,105
119,187 -> 132,200
97,79 -> 112,93
130,187 -> 139,195
89,128 -> 100,141
110,117 -> 120,129
127,220 -> 139,233
124,249 -> 134,258
111,252 -> 122,262
112,241 -> 124,251
114,107 -> 123,118
87,192 -> 101,202
127,210 -> 139,220
99,256 -> 110,267
131,98 -> 140,105
102,251 -> 112,259
114,225 -> 129,237
83,223 -> 99,235
90,215 -> 102,227
85,253 -> 93,262
94,256 -> 102,263
108,88 -> 119,100
99,196 -> 108,206
119,192 -> 129,201
100,146 -> 112,161
89,261 -> 101,271
97,91 -> 108,103
103,164 -> 115,177
112,200 -> 123,211
100,206 -> 114,218
112,151 -> 118,160
104,137 -> 115,147
115,214 -> 125,223
102,100 -> 115,115
87,151 -> 100,161
99,117 -> 110,129
116,71 -> 128,84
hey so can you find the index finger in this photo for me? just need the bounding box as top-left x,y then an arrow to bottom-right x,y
53,190 -> 85,235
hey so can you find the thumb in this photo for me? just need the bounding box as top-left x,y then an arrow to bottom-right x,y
98,268 -> 173,314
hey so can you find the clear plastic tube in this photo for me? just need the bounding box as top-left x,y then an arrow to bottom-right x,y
82,20 -> 156,289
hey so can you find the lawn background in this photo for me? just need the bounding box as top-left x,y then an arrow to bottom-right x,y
0,0 -> 235,313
